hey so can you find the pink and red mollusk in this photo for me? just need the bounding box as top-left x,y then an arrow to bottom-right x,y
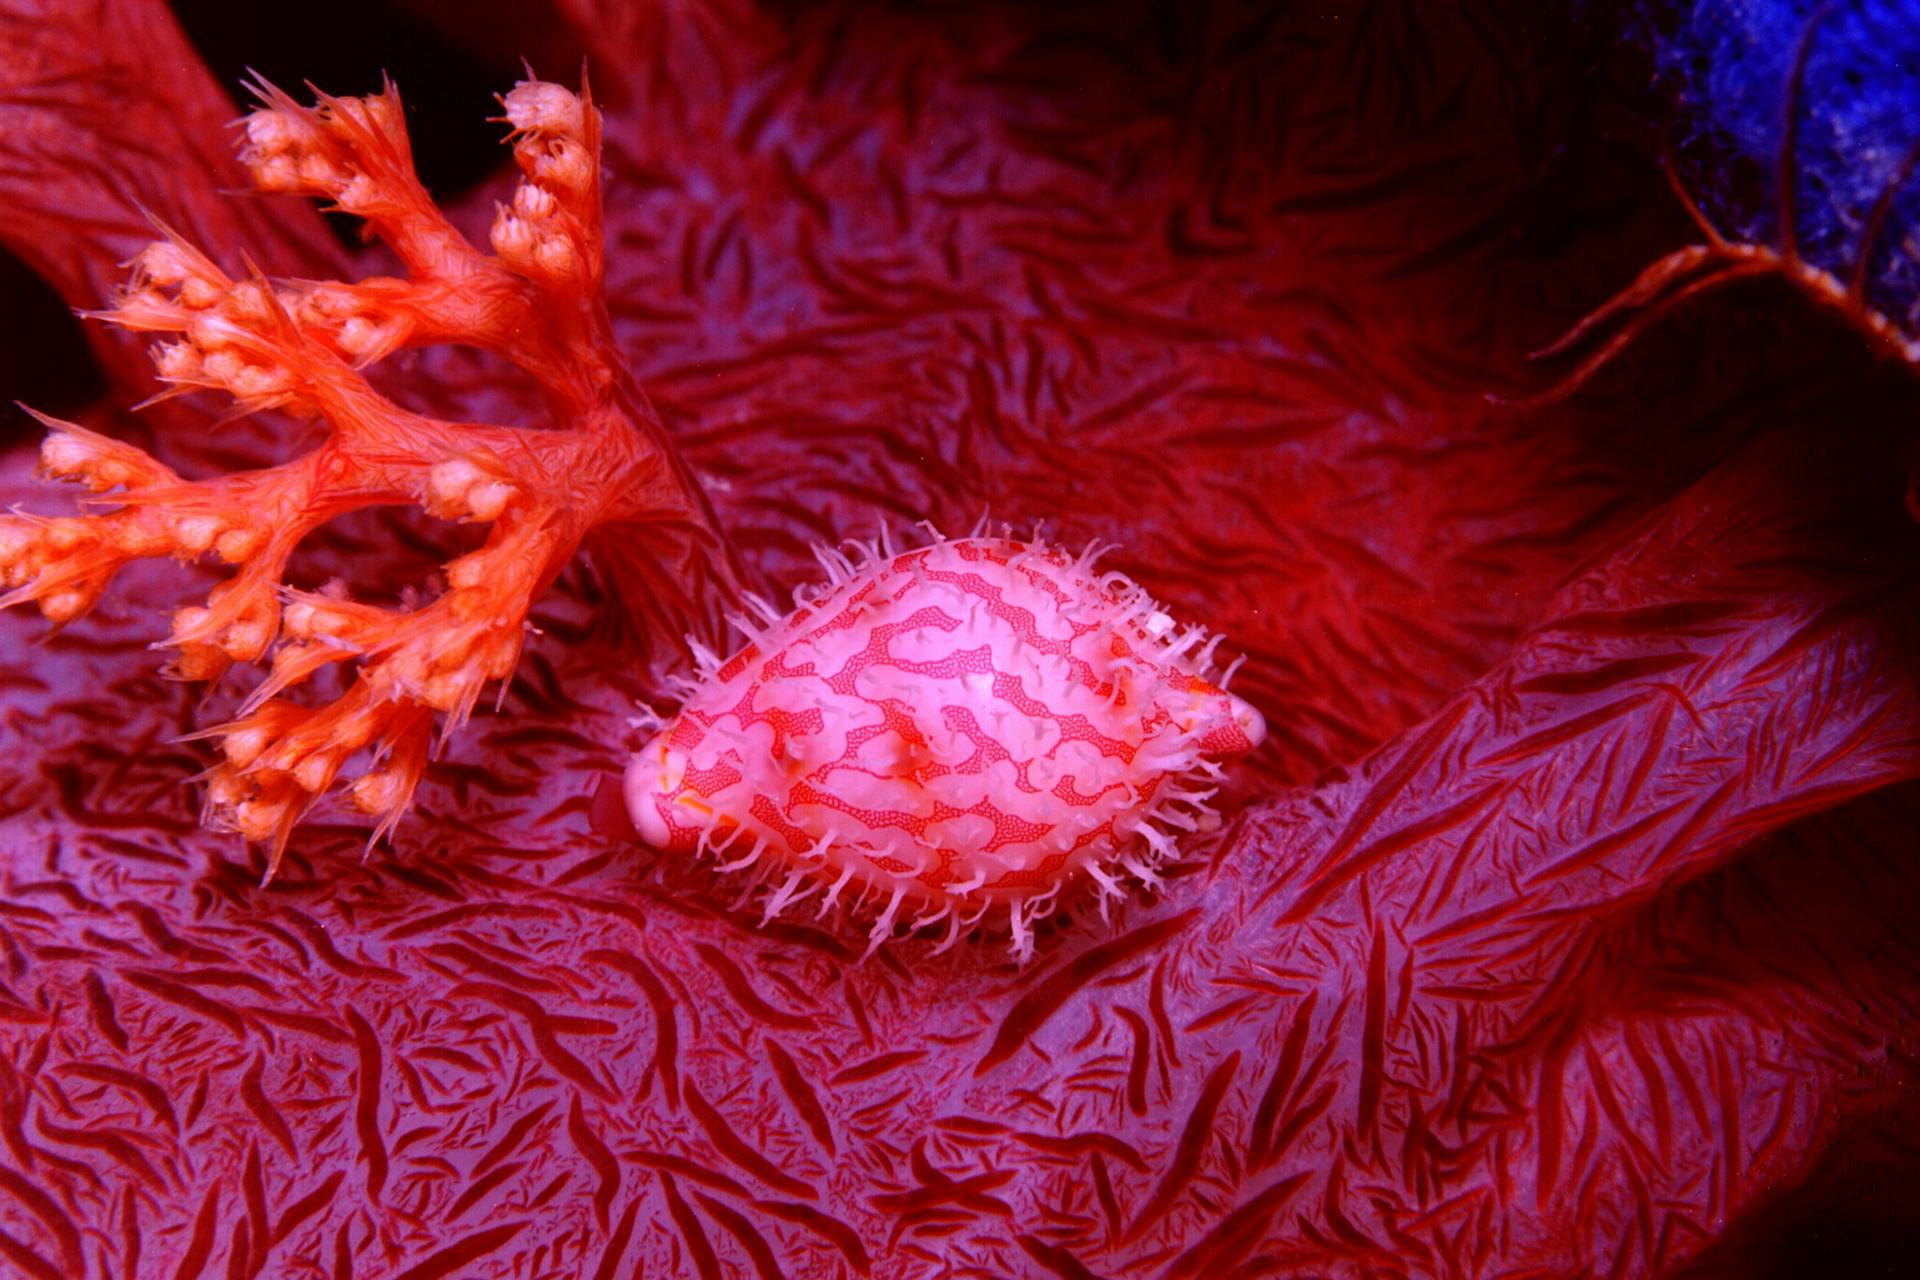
625,532 -> 1266,958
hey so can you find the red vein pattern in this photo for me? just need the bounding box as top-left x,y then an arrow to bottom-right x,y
627,535 -> 1264,958
3,1 -> 1919,1277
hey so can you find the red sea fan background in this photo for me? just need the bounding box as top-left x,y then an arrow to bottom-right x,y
3,1 -> 1920,1277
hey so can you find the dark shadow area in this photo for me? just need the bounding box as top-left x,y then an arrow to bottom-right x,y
1540,268 -> 1920,517
169,0 -> 530,243
0,246 -> 107,444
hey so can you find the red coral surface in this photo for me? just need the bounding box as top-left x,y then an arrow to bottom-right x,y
2,2 -> 1919,1277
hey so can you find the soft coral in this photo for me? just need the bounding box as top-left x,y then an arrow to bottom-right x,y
0,75 -> 743,869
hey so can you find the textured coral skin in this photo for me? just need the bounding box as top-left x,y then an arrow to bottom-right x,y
2,3 -> 1920,1280
625,534 -> 1266,957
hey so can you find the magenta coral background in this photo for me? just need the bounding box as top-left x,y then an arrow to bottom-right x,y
3,1 -> 1919,1277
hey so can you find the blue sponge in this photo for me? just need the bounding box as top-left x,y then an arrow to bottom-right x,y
1648,0 -> 1920,336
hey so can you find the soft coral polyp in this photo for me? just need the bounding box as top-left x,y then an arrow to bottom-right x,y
2,74 -> 742,870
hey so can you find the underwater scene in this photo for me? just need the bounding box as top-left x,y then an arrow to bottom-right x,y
1,1 -> 1917,1276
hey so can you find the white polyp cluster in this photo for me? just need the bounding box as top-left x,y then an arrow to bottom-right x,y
350,768 -> 410,821
626,526 -> 1267,963
527,140 -> 593,194
242,106 -> 352,196
134,241 -> 202,290
205,769 -> 284,843
514,184 -> 557,221
0,524 -> 36,569
292,284 -> 407,364
170,573 -> 281,664
0,517 -> 106,622
491,225 -> 563,283
490,80 -> 597,290
1,413 -> 287,632
425,458 -> 521,522
108,240 -> 306,409
208,356 -> 294,403
38,428 -> 145,493
490,208 -> 582,287
502,81 -> 586,136
279,595 -> 358,644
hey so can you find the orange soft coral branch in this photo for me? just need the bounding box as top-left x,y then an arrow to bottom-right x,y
1,74 -> 746,871
240,75 -> 615,412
